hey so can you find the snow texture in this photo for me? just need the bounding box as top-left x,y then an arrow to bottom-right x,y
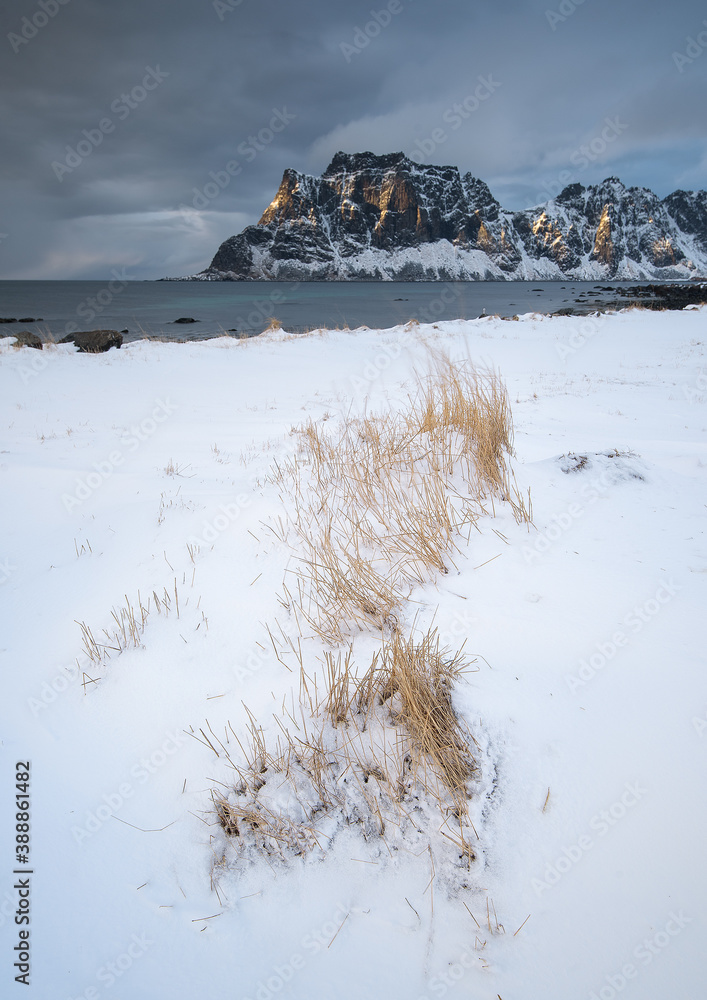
1,305 -> 706,999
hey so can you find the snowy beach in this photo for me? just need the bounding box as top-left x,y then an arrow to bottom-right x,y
1,306 -> 705,1000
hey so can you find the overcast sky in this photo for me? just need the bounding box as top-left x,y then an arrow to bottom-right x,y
0,0 -> 705,279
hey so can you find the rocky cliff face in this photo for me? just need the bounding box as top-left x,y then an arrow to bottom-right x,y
192,152 -> 707,281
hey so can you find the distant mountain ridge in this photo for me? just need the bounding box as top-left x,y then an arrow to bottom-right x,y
182,151 -> 707,281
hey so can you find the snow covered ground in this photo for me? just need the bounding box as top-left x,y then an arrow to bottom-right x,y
1,305 -> 705,1000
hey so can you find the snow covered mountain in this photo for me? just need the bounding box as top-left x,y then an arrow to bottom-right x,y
187,151 -> 707,281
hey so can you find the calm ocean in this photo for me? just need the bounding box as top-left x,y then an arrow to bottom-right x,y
0,280 -> 645,342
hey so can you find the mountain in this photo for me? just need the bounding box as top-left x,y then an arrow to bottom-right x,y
182,152 -> 707,281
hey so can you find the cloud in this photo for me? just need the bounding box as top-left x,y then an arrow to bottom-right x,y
0,0 -> 704,277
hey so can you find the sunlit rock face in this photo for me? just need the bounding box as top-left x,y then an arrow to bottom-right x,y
190,153 -> 707,281
592,204 -> 614,269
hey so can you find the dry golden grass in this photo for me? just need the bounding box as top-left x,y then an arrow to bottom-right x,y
212,351 -> 530,866
212,625 -> 479,861
213,794 -> 321,857
265,350 -> 531,644
374,628 -> 477,809
163,458 -> 194,477
76,580 -> 182,668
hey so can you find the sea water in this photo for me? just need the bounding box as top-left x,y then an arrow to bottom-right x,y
0,279 -> 649,342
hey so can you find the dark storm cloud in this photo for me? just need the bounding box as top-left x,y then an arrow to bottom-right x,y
0,0 -> 705,278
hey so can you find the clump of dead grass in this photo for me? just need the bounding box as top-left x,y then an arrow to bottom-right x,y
266,350 -> 531,644
76,580 -> 184,673
374,628 -> 477,809
210,351 -> 529,869
209,626 -> 478,863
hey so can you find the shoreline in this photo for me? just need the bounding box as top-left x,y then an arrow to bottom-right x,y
1,281 -> 705,353
0,280 -> 705,354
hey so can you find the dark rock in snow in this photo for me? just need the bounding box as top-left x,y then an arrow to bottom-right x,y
13,331 -> 43,349
619,282 -> 707,310
59,330 -> 123,353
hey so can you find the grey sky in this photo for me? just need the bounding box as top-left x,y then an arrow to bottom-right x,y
0,0 -> 705,279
